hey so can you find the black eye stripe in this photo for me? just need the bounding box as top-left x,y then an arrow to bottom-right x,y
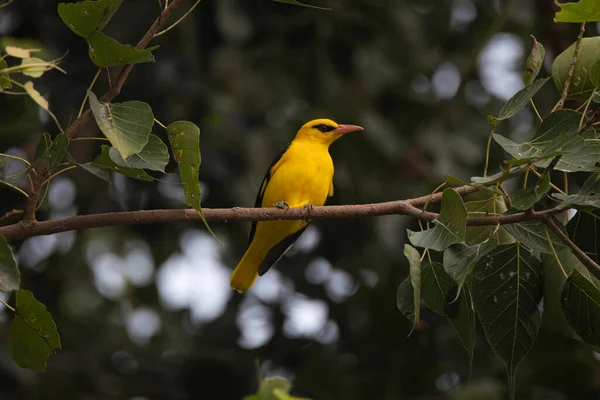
312,124 -> 336,133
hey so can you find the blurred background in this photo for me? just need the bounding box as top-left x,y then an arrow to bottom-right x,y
1,0 -> 600,399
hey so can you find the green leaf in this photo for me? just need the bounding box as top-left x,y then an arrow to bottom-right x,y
421,262 -> 475,362
552,37 -> 600,99
504,220 -> 567,254
250,376 -> 311,400
492,78 -> 550,122
446,174 -> 470,186
408,189 -> 467,251
561,268 -> 600,346
166,121 -> 219,240
34,132 -> 51,161
44,133 -> 69,173
0,57 -> 12,89
553,172 -> 600,209
463,191 -> 514,245
87,90 -> 153,159
396,278 -> 415,322
83,145 -> 153,181
470,169 -> 513,185
404,244 -> 422,324
523,36 -> 546,85
9,290 -> 61,372
443,240 -> 498,292
511,172 -> 551,211
493,110 -> 598,172
567,209 -> 600,265
0,234 -> 19,292
541,251 -> 582,340
108,134 -> 168,172
472,244 -> 543,397
397,261 -> 476,362
87,30 -> 158,68
20,57 -> 47,78
555,0 -> 600,23
0,154 -> 29,193
272,0 -> 331,10
58,0 -> 124,37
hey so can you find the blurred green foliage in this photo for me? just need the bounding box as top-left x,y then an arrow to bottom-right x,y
1,1 -> 600,399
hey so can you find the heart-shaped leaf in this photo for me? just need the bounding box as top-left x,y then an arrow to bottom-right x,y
88,90 -> 153,159
408,189 -> 467,251
82,145 -> 153,181
58,0 -> 123,37
554,0 -> 600,23
87,31 -> 157,68
490,78 -> 550,123
472,243 -> 542,398
109,134 -> 168,172
552,37 -> 600,99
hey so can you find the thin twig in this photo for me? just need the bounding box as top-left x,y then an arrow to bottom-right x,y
22,0 -> 186,223
0,209 -> 23,225
543,217 -> 600,281
554,22 -> 585,111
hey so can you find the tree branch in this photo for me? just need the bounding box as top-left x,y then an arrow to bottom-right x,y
554,22 -> 585,111
22,0 -> 186,223
0,193 -> 566,242
543,217 -> 600,281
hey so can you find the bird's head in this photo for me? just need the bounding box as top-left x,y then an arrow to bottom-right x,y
294,118 -> 363,146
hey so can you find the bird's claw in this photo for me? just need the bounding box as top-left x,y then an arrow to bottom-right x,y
303,203 -> 314,221
274,201 -> 289,209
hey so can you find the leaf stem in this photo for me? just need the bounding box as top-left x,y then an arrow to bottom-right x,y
69,137 -> 109,142
35,182 -> 50,211
483,126 -> 495,177
77,68 -> 102,118
543,218 -> 600,281
0,153 -> 31,167
154,0 -> 202,37
43,166 -> 77,185
545,226 -> 569,279
154,117 -> 167,129
530,99 -> 542,121
0,298 -> 16,313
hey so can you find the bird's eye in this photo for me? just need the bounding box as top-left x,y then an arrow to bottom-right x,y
318,124 -> 329,133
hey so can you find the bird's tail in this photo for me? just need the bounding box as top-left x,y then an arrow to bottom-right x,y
230,245 -> 264,292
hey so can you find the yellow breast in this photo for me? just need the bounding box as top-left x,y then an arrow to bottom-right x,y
262,140 -> 333,208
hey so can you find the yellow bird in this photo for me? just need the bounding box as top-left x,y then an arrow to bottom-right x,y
230,118 -> 363,292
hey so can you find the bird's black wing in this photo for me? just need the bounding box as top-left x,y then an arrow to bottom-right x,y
247,143 -> 291,246
258,225 -> 307,276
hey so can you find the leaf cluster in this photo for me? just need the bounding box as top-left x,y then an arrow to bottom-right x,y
398,5 -> 600,398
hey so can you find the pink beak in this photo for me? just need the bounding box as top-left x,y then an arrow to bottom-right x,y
334,124 -> 364,135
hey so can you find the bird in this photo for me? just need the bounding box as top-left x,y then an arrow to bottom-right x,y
230,118 -> 363,292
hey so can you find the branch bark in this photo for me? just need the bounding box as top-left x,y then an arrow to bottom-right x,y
22,0 -> 185,223
544,217 -> 600,281
0,194 -> 566,242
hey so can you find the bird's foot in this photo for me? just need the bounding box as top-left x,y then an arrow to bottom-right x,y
303,203 -> 314,221
274,200 -> 289,209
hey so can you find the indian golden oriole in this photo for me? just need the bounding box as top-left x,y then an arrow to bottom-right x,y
230,118 -> 363,292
